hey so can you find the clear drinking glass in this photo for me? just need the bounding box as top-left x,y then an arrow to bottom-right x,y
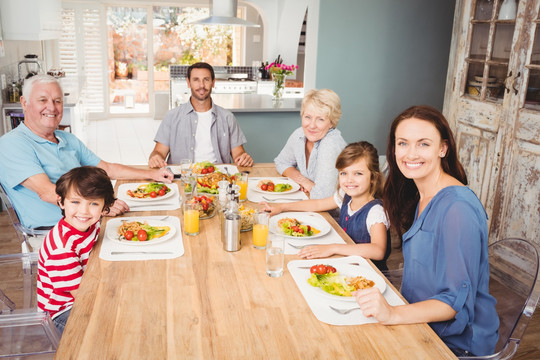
235,172 -> 249,202
180,159 -> 192,180
266,235 -> 285,277
183,198 -> 200,236
253,212 -> 269,249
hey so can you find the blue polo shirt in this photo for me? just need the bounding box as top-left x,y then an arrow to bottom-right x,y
401,186 -> 499,356
0,123 -> 101,228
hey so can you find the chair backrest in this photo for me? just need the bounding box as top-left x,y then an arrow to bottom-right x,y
0,253 -> 59,359
0,183 -> 49,253
0,253 -> 39,312
0,182 -> 27,245
483,238 -> 540,359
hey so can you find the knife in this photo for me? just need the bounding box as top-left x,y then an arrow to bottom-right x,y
111,251 -> 174,255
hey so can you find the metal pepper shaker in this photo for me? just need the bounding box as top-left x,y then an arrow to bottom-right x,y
222,194 -> 241,252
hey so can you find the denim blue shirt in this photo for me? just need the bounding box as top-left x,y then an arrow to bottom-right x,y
0,123 -> 101,228
401,186 -> 499,356
273,127 -> 346,199
154,99 -> 247,164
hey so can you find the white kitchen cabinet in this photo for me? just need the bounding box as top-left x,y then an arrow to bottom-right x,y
0,0 -> 62,40
444,0 -> 540,245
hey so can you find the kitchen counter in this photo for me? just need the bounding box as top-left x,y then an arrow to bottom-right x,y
176,93 -> 302,112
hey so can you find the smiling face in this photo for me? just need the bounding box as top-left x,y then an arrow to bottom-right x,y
338,157 -> 373,199
394,117 -> 448,183
188,68 -> 215,102
58,187 -> 105,232
301,103 -> 333,143
21,81 -> 64,136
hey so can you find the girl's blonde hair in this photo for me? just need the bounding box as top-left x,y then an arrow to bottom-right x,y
335,141 -> 384,199
301,89 -> 342,128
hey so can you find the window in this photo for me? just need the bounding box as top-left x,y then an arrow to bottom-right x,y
59,6 -> 105,117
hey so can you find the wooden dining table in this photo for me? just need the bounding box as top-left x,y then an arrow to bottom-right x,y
56,163 -> 456,359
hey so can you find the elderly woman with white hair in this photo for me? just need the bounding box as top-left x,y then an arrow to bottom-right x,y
274,89 -> 347,199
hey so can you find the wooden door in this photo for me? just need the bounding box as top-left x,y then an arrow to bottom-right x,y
444,0 -> 540,246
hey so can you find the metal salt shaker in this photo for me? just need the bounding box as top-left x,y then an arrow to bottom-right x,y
222,193 -> 241,252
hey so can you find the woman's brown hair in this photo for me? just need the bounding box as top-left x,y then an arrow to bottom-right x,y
383,105 -> 467,239
335,141 -> 384,199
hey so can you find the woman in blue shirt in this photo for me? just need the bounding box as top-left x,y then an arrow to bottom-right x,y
354,105 -> 499,356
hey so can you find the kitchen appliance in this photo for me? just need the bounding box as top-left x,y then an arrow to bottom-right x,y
18,54 -> 43,82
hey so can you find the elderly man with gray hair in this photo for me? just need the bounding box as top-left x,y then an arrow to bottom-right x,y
0,74 -> 173,231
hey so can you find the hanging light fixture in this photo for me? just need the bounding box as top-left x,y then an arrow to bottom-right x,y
190,0 -> 260,27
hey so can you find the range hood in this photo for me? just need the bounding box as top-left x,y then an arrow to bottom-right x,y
190,0 -> 260,27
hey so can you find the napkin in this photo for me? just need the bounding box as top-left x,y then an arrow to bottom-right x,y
287,256 -> 405,325
99,216 -> 184,261
118,183 -> 181,211
247,178 -> 308,203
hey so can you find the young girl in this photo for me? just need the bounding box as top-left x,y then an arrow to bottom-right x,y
37,166 -> 116,335
262,141 -> 391,270
354,106 -> 498,356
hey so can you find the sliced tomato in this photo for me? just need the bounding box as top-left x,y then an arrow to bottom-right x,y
150,191 -> 158,198
201,168 -> 208,174
207,166 -> 215,173
267,183 -> 275,192
326,265 -> 337,273
124,230 -> 134,240
310,265 -> 319,274
261,184 -> 268,191
158,189 -> 166,196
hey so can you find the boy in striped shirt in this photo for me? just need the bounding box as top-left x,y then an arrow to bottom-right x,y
37,166 -> 116,334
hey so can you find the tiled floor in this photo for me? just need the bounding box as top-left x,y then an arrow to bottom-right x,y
84,117 -> 160,165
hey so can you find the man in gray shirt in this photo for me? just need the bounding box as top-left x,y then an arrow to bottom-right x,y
149,62 -> 253,167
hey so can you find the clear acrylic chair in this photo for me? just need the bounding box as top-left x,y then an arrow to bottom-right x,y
0,253 -> 61,358
0,183 -> 49,253
459,238 -> 540,359
382,238 -> 540,359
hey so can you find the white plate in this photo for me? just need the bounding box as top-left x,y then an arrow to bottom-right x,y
269,212 -> 331,239
251,178 -> 300,194
304,264 -> 387,302
117,183 -> 176,202
106,218 -> 177,246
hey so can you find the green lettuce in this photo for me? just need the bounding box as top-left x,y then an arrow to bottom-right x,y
307,273 -> 355,297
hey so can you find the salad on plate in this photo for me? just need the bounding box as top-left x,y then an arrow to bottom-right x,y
277,217 -> 320,237
126,183 -> 171,199
307,264 -> 375,297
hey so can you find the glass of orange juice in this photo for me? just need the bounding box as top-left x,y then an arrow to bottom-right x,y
253,212 -> 269,249
184,199 -> 200,236
235,172 -> 249,202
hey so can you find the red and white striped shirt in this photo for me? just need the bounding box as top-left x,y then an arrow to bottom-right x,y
37,218 -> 100,319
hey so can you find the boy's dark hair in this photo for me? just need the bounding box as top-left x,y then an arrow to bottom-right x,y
56,166 -> 116,215
187,62 -> 215,80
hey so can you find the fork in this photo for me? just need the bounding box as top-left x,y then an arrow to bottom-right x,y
329,306 -> 361,315
288,242 -> 310,249
262,196 -> 303,202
